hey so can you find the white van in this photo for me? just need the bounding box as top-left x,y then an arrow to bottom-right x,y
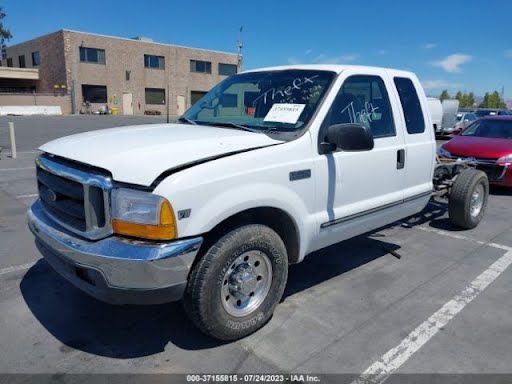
441,99 -> 460,135
427,97 -> 443,135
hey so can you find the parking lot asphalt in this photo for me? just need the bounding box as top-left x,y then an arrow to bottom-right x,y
1,116 -> 511,380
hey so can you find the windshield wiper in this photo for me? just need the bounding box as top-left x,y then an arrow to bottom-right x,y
177,117 -> 198,125
198,121 -> 261,133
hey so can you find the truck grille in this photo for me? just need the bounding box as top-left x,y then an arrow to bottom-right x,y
36,155 -> 113,240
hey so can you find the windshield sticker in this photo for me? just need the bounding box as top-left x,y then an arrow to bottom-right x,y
264,103 -> 306,124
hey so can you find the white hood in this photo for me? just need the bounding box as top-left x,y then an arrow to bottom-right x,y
39,123 -> 283,186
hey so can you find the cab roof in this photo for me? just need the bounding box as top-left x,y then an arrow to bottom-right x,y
242,64 -> 416,79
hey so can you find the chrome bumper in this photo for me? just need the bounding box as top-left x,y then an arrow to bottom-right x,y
27,200 -> 203,305
442,126 -> 455,134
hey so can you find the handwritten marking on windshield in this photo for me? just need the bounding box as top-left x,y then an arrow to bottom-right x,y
253,75 -> 320,105
340,102 -> 380,124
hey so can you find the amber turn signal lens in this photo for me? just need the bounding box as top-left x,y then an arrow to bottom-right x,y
112,199 -> 177,240
112,220 -> 176,240
160,200 -> 176,226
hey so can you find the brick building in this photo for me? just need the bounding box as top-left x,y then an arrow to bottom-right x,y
0,29 -> 239,115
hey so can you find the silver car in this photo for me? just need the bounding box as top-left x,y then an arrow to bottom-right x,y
453,112 -> 477,133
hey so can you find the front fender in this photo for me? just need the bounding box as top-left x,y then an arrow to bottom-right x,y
179,182 -> 312,261
153,134 -> 317,261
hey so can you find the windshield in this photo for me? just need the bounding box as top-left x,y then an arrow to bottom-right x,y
475,110 -> 496,117
182,70 -> 336,132
461,119 -> 512,139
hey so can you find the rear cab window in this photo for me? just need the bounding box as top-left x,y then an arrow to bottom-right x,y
394,77 -> 426,134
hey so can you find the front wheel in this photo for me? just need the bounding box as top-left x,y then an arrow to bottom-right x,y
448,169 -> 489,229
183,224 -> 288,340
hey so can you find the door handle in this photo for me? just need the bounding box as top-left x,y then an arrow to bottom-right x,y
397,149 -> 405,169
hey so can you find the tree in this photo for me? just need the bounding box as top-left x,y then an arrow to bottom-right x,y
479,91 -> 506,109
455,91 -> 476,108
439,89 -> 450,101
467,92 -> 475,108
0,7 -> 12,53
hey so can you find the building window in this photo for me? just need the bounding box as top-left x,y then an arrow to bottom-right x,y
32,51 -> 41,66
144,54 -> 165,69
79,47 -> 106,64
6,58 -> 13,67
190,60 -> 212,74
18,55 -> 26,68
191,91 -> 207,105
219,63 -> 237,76
82,84 -> 107,103
145,88 -> 166,105
126,70 -> 131,81
221,93 -> 238,107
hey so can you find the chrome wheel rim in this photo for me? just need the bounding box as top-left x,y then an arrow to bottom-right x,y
470,184 -> 484,218
221,250 -> 273,317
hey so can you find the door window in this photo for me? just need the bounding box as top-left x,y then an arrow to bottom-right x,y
328,75 -> 396,138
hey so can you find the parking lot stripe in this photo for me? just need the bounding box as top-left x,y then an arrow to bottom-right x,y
0,262 -> 35,276
352,246 -> 512,384
0,167 -> 34,171
16,193 -> 38,198
416,226 -> 487,246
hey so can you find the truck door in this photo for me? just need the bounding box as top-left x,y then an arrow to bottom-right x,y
393,76 -> 436,201
313,71 -> 407,251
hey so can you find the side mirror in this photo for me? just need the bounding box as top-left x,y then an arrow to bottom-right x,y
325,123 -> 374,152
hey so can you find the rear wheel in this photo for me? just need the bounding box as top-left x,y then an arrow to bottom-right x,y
183,224 -> 288,340
448,169 -> 489,229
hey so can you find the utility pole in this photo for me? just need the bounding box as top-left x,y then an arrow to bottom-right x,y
237,25 -> 243,72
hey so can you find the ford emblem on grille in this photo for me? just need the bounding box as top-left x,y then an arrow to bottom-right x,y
41,188 -> 57,202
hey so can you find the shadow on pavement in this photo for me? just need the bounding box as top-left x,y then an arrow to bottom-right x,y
20,201 -> 458,359
284,236 -> 400,299
490,186 -> 512,196
20,260 -> 221,358
21,236 -> 400,359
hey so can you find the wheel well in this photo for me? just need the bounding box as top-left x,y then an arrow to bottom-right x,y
199,207 -> 301,265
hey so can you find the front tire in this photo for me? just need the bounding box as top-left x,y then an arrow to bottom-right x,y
183,224 -> 288,341
449,169 -> 489,229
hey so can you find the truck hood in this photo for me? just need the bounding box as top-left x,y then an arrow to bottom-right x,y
39,123 -> 283,186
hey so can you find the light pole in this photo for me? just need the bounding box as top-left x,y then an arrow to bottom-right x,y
237,25 -> 243,72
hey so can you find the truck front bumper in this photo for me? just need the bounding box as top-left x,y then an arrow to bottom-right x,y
27,200 -> 203,305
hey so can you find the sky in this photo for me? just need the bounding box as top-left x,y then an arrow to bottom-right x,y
2,0 -> 512,99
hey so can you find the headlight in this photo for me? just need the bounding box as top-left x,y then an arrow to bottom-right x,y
111,188 -> 177,240
497,154 -> 512,166
437,147 -> 452,158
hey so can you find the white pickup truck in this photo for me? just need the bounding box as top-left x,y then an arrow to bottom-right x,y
28,65 -> 489,340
